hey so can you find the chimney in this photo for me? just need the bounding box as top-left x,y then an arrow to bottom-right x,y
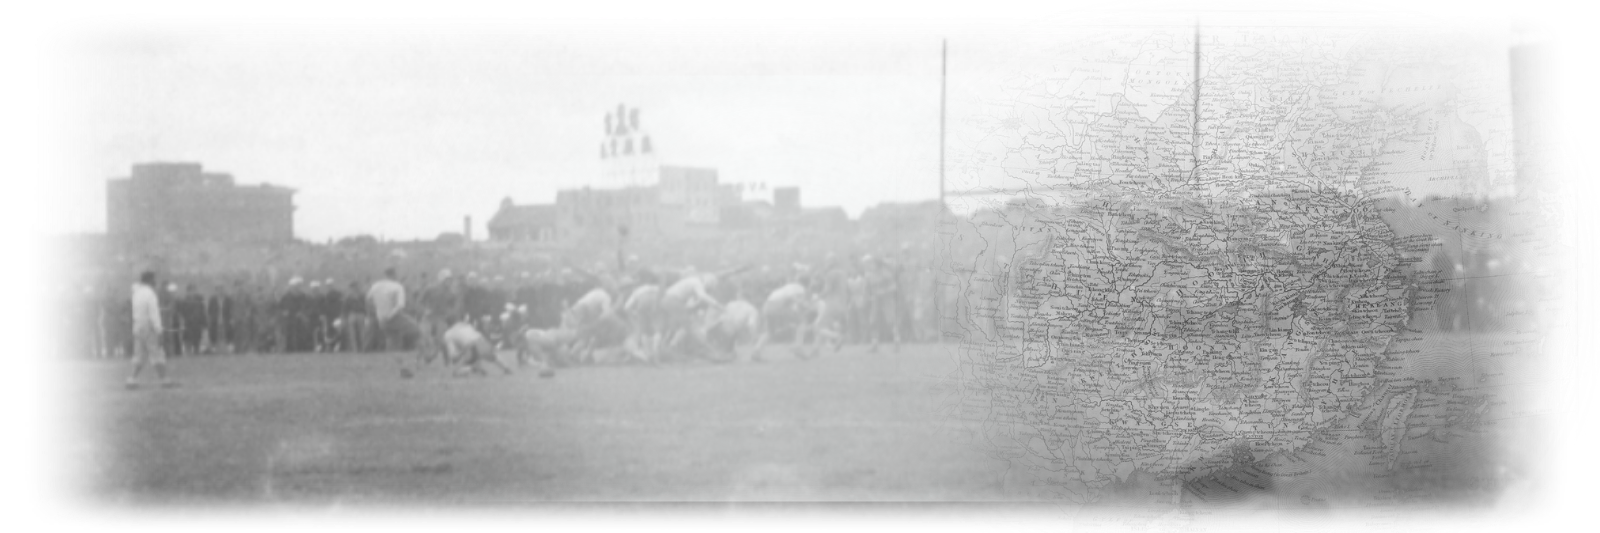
464,215 -> 472,241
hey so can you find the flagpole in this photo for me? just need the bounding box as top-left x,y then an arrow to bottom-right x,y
939,38 -> 947,212
936,38 -> 948,340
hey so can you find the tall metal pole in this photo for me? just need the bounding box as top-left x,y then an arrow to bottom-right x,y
936,38 -> 948,340
939,38 -> 948,211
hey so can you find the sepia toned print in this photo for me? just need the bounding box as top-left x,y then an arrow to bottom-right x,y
55,18 -> 1563,517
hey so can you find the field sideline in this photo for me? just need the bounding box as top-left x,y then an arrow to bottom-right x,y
79,343 -> 1011,504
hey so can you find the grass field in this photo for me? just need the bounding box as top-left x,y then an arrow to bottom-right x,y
81,343 -> 1011,504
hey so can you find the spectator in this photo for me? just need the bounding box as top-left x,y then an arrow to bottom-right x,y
160,283 -> 181,357
178,285 -> 208,355
343,280 -> 370,352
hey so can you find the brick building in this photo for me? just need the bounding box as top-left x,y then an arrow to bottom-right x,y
106,162 -> 295,244
657,166 -> 740,225
554,186 -> 665,242
487,197 -> 559,243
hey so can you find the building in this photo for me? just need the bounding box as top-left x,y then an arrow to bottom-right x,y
106,162 -> 295,244
718,200 -> 776,230
658,166 -> 740,225
554,186 -> 665,242
551,165 -> 745,243
543,105 -> 779,242
773,186 -> 800,215
487,197 -> 559,243
798,206 -> 852,232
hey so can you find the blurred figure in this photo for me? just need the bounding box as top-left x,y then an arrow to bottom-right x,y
704,299 -> 760,363
846,264 -> 869,344
561,285 -> 616,364
203,281 -> 225,352
160,283 -> 181,357
443,314 -> 514,377
751,282 -> 821,362
421,271 -> 463,361
230,281 -> 251,352
178,285 -> 207,355
229,281 -> 255,354
273,278 -> 299,352
621,283 -> 663,363
252,283 -> 277,353
316,280 -> 344,352
343,280 -> 370,353
816,257 -> 851,352
461,273 -> 498,333
125,271 -> 176,389
370,268 -> 427,377
865,256 -> 902,353
659,272 -> 724,361
415,271 -> 444,355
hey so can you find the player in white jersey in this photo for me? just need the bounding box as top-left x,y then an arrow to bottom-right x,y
442,315 -> 514,376
750,282 -> 820,362
704,299 -> 760,363
658,273 -> 724,360
621,284 -> 663,363
561,287 -> 617,364
521,325 -> 576,372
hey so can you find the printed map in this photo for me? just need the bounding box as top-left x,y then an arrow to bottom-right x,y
939,26 -> 1560,509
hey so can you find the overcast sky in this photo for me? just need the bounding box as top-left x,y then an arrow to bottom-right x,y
28,10 -> 1523,243
54,29 -> 945,241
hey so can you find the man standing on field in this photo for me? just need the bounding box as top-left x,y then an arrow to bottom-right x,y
126,271 -> 176,389
368,267 -> 426,378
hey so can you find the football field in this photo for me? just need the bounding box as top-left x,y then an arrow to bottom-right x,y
81,343 -> 1010,504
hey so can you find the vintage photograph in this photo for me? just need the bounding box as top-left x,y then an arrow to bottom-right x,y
27,3 -> 1589,530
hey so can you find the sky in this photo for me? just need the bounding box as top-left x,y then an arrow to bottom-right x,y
45,7 -> 1534,243
52,29 -> 946,241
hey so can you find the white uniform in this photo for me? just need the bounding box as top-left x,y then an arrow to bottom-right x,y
130,283 -> 164,364
751,282 -> 823,361
763,283 -> 809,317
442,322 -> 490,361
444,321 -> 512,375
522,327 -> 576,367
623,285 -> 661,325
657,275 -> 722,361
707,300 -> 761,360
661,275 -> 718,313
621,284 -> 664,363
565,288 -> 612,330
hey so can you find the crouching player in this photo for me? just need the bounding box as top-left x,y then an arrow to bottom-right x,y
561,287 -> 614,364
621,283 -> 662,363
704,299 -> 761,363
442,314 -> 515,377
520,326 -> 570,377
658,272 -> 725,362
810,288 -> 847,356
751,282 -> 819,362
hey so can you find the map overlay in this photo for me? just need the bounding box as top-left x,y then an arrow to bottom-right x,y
938,26 -> 1559,510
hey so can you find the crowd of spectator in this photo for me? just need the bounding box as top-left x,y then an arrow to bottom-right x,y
66,220 -> 954,360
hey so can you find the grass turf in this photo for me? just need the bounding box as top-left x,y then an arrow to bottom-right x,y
31,342 -> 1004,524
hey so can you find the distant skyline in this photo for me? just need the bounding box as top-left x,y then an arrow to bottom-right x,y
56,30 -> 945,241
